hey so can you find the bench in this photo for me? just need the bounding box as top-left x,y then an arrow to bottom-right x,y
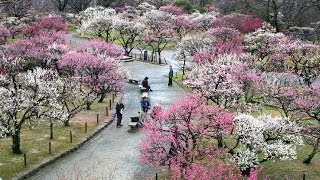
128,122 -> 138,128
138,85 -> 147,92
128,79 -> 139,85
141,92 -> 148,98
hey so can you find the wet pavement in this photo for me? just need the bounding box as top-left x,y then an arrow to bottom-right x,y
29,60 -> 185,180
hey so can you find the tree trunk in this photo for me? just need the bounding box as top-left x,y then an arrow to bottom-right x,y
217,134 -> 224,148
303,138 -> 319,164
64,120 -> 70,126
12,130 -> 22,154
50,121 -> 54,139
86,99 -> 92,110
241,168 -> 251,176
98,92 -> 106,103
158,51 -> 162,64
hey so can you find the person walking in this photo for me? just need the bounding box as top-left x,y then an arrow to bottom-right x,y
168,65 -> 173,87
115,99 -> 125,128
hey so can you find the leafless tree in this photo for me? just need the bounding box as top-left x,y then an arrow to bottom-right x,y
68,0 -> 93,12
51,0 -> 69,12
1,0 -> 31,17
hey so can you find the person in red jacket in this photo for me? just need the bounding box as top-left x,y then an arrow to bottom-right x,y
142,77 -> 152,91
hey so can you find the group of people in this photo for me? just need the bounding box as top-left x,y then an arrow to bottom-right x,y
115,65 -> 174,128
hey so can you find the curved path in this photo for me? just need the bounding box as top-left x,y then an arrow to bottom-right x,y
30,60 -> 184,179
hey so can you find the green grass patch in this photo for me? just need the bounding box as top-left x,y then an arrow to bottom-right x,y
68,23 -> 78,32
0,96 -> 116,179
172,71 -> 192,92
260,143 -> 320,179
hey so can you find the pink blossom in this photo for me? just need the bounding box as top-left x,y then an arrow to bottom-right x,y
0,26 -> 11,44
77,40 -> 123,59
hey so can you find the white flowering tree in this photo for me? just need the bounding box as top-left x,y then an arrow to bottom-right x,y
113,14 -> 145,55
229,114 -> 303,175
190,12 -> 219,30
0,55 -> 67,153
243,29 -> 288,72
78,7 -> 116,41
142,10 -> 175,64
185,55 -> 253,109
57,77 -> 88,127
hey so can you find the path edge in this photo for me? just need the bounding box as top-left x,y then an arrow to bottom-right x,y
13,110 -> 117,180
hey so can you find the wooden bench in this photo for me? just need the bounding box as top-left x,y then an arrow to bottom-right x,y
128,79 -> 139,84
141,92 -> 148,98
138,85 -> 147,92
128,122 -> 138,128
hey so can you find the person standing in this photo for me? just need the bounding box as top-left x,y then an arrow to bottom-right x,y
115,99 -> 125,128
140,96 -> 150,125
168,65 -> 173,87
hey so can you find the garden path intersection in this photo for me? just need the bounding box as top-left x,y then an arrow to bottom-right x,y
29,60 -> 184,179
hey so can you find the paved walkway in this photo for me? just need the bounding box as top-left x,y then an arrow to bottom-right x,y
29,60 -> 184,179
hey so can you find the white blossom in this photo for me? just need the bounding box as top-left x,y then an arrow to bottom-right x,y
231,114 -> 303,170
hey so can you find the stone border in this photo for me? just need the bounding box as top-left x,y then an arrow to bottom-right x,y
13,110 -> 117,180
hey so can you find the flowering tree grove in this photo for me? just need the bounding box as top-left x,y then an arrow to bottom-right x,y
0,54 -> 67,153
6,30 -> 68,69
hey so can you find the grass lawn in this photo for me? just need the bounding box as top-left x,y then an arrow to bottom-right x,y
172,71 -> 192,92
260,142 -> 320,179
0,96 -> 116,180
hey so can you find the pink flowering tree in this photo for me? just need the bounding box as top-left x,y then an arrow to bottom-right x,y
0,54 -> 67,153
140,94 -> 235,178
6,30 -> 68,69
0,26 -> 11,45
142,10 -> 175,64
172,15 -> 198,40
210,14 -> 263,33
76,40 -> 123,59
170,158 -> 243,180
59,51 -> 127,109
204,27 -> 243,56
22,16 -> 67,37
159,5 -> 185,15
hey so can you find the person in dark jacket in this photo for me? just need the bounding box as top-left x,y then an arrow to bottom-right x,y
140,97 -> 150,125
142,77 -> 152,91
115,99 -> 125,128
168,65 -> 173,86
140,97 -> 150,113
